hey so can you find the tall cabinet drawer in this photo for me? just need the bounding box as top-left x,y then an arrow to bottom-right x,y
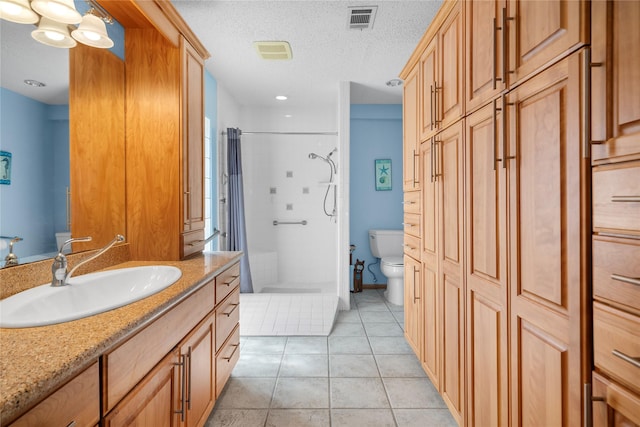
216,263 -> 240,304
593,236 -> 640,314
593,302 -> 640,396
403,190 -> 421,214
593,161 -> 640,234
216,287 -> 240,352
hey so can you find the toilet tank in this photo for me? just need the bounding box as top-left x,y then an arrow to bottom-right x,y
368,229 -> 404,258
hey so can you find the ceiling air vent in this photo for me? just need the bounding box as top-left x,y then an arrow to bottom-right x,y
253,41 -> 293,60
348,6 -> 378,30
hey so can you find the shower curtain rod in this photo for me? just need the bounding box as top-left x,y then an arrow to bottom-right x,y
221,131 -> 338,136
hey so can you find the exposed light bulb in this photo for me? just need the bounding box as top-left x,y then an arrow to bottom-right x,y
45,30 -> 64,41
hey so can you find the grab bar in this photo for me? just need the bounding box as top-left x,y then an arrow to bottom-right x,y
273,220 -> 308,226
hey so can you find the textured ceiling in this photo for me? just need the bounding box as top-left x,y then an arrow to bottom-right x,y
173,0 -> 443,107
0,1 -> 442,107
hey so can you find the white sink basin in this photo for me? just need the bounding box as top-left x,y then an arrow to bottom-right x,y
0,265 -> 182,328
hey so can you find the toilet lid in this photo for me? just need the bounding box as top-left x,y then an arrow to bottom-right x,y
382,256 -> 404,267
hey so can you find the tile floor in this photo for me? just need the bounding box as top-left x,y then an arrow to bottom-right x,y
240,293 -> 339,336
206,289 -> 456,427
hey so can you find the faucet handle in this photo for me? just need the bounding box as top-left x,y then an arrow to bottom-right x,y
59,236 -> 92,254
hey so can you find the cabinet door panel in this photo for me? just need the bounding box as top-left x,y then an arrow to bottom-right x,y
438,122 -> 463,266
182,314 -> 215,427
508,0 -> 587,86
420,38 -> 438,140
438,3 -> 464,128
183,40 -> 205,232
465,0 -> 506,112
404,66 -> 420,191
591,0 -> 640,163
421,140 -> 438,257
441,274 -> 463,424
105,350 -> 180,427
422,258 -> 439,388
508,51 -> 586,427
465,103 -> 508,427
404,256 -> 421,356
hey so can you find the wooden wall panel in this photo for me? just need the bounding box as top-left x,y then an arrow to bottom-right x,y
70,44 -> 125,251
125,29 -> 182,260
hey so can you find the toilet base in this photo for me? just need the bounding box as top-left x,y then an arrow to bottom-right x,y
384,277 -> 404,306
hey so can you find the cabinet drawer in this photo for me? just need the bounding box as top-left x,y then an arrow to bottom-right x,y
592,371 -> 640,427
593,161 -> 640,234
404,213 -> 421,238
593,236 -> 640,314
594,303 -> 640,395
403,190 -> 421,214
216,287 -> 240,352
11,362 -> 99,427
216,262 -> 240,305
216,324 -> 240,398
404,234 -> 421,261
181,229 -> 205,259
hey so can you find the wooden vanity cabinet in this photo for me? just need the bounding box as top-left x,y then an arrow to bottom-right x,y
10,362 -> 100,427
104,262 -> 240,427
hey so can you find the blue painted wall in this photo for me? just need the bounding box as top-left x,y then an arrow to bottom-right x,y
349,104 -> 403,286
204,70 -> 218,250
0,88 -> 69,258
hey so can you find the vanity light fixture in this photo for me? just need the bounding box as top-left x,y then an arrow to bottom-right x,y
0,0 -> 38,24
71,10 -> 113,48
0,0 -> 115,49
31,0 -> 82,25
31,16 -> 77,48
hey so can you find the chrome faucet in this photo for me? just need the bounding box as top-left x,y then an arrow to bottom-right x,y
3,236 -> 23,267
51,234 -> 125,287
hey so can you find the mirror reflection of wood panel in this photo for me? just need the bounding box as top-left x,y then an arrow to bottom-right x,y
70,44 -> 125,251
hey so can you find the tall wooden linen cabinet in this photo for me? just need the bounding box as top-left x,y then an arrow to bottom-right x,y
402,1 -> 639,425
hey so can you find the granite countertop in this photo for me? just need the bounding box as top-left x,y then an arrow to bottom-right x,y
0,251 -> 242,425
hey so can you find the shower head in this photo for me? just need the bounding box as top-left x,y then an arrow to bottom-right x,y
308,153 -> 320,160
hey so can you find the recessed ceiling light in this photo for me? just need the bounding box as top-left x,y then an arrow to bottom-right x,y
386,78 -> 403,87
24,79 -> 46,87
284,114 -> 292,118
275,95 -> 288,101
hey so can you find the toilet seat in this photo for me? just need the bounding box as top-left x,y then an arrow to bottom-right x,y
382,256 -> 404,267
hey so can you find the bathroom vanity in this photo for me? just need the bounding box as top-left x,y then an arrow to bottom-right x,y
0,252 -> 241,426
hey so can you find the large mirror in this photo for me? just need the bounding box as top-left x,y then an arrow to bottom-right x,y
0,19 -> 71,265
0,3 -> 125,267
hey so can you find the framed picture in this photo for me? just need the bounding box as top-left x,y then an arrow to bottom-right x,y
0,151 -> 11,185
375,159 -> 391,191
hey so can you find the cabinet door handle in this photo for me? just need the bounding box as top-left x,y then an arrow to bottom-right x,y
430,84 -> 435,131
402,222 -> 414,227
65,422 -> 77,427
611,196 -> 640,203
612,349 -> 640,369
402,201 -> 416,205
493,98 -> 501,170
433,137 -> 441,180
430,138 -> 434,183
223,343 -> 240,361
492,17 -> 498,90
434,82 -> 441,127
583,383 -> 606,427
222,275 -> 240,286
413,150 -> 419,186
501,8 -> 514,79
186,347 -> 192,410
413,265 -> 420,302
222,303 -> 240,317
611,273 -> 640,287
174,354 -> 187,422
502,94 -> 515,168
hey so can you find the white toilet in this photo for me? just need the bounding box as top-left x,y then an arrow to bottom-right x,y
368,229 -> 404,306
55,231 -> 72,253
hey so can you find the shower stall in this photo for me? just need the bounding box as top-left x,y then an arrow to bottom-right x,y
221,131 -> 340,295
